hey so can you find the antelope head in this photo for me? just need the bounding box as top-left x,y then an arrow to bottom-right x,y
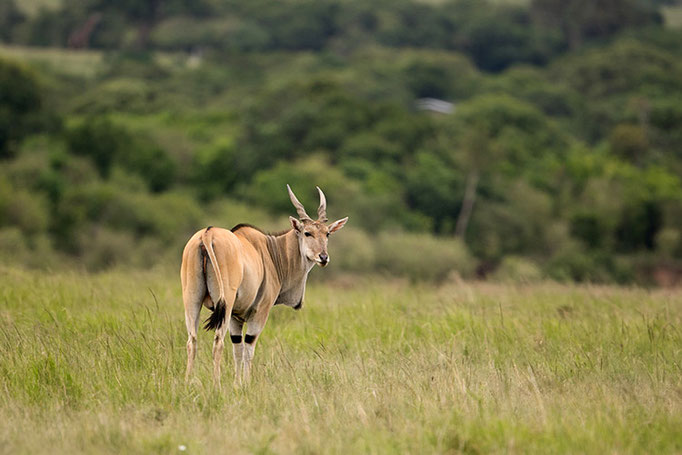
287,184 -> 348,267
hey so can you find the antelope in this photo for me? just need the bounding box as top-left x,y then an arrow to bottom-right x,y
181,185 -> 348,384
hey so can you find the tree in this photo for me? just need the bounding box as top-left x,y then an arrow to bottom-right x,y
531,0 -> 661,50
454,129 -> 491,238
65,117 -> 130,177
0,0 -> 24,42
0,59 -> 45,158
459,5 -> 563,72
405,150 -> 463,232
65,117 -> 176,191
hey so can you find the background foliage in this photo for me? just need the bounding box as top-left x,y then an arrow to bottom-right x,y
1,0 -> 682,284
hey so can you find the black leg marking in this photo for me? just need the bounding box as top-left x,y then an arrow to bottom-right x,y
244,334 -> 257,344
230,334 -> 242,344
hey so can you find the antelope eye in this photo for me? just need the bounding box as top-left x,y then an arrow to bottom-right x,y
304,232 -> 312,237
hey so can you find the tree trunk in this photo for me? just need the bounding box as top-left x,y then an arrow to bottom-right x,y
455,169 -> 479,239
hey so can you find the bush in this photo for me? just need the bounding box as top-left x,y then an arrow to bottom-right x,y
484,67 -> 583,119
117,139 -> 177,192
649,96 -> 682,154
191,138 -> 239,199
243,156 -> 362,221
0,227 -> 57,269
0,58 -> 45,157
466,181 -> 553,261
405,150 -> 463,232
656,228 -> 680,258
151,17 -> 216,50
65,117 -> 176,191
73,79 -> 156,114
327,227 -> 376,273
65,117 -> 131,177
52,183 -> 202,253
459,5 -> 563,72
492,256 -> 543,283
552,40 -> 682,100
0,227 -> 28,261
545,244 -> 612,282
399,51 -> 480,100
244,155 -> 428,232
0,176 -> 49,236
151,17 -> 269,52
77,227 -> 137,271
609,123 -> 648,163
375,232 -> 473,282
0,0 -> 23,43
454,94 -> 568,162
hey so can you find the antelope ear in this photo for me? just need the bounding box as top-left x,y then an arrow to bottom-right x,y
290,216 -> 303,232
328,217 -> 348,234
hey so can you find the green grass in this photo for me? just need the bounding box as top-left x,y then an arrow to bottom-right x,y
0,267 -> 680,454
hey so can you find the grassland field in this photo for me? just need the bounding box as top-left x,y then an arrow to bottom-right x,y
0,266 -> 680,454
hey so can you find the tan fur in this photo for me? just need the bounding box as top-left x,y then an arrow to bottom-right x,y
181,186 -> 348,385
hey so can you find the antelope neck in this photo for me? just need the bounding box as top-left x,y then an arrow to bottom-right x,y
265,230 -> 311,289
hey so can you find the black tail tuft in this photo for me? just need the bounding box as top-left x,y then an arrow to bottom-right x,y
203,298 -> 226,331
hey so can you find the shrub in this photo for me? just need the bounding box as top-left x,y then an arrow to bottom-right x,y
0,176 -> 49,236
375,232 -> 473,282
65,117 -> 176,191
656,228 -> 680,258
0,58 -> 44,157
117,139 -> 177,192
609,123 -> 648,163
492,256 -> 543,283
0,228 -> 57,269
545,244 -> 613,282
400,51 -> 479,100
245,156 -> 427,232
454,94 -> 568,162
459,5 -> 563,72
551,40 -> 682,100
243,156 -> 362,221
150,17 -> 215,50
52,183 -> 202,254
191,138 -> 239,199
65,117 -> 131,177
327,227 -> 376,273
77,227 -> 137,271
73,79 -> 156,115
0,227 -> 28,260
405,150 -> 464,232
484,67 -> 583,119
151,17 -> 269,52
0,0 -> 23,43
466,181 -> 553,261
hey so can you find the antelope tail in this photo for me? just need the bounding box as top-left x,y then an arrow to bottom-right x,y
201,227 -> 226,331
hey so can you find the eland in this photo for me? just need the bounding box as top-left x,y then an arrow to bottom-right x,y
181,185 -> 348,384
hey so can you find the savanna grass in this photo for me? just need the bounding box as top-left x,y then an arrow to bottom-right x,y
0,266 -> 680,454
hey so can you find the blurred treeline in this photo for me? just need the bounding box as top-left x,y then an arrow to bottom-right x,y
1,0 -> 682,284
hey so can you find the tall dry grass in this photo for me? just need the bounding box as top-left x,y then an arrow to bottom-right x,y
0,266 -> 680,453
